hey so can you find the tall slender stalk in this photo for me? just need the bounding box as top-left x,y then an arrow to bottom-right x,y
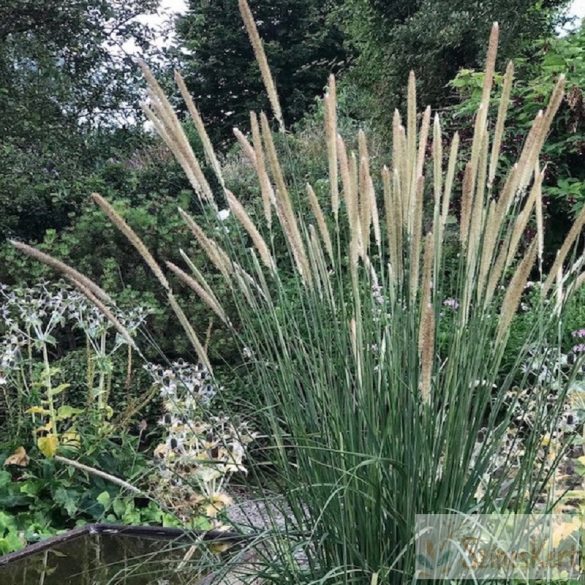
41,344 -> 57,438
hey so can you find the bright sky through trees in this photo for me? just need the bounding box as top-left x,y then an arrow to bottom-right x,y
569,0 -> 585,18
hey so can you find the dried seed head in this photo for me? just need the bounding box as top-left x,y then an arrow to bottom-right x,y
166,261 -> 228,324
140,62 -> 215,206
168,293 -> 212,374
233,128 -> 257,166
460,163 -> 474,244
225,190 -> 275,272
92,193 -> 170,290
306,183 -> 334,262
260,113 -> 310,283
409,176 -> 424,304
497,239 -> 538,344
10,240 -> 112,305
178,208 -> 233,278
250,112 -> 274,227
489,61 -> 514,186
324,76 -> 339,218
175,70 -> 225,189
418,232 -> 435,403
238,0 -> 284,131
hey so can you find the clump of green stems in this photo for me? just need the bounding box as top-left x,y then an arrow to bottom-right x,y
13,6 -> 585,583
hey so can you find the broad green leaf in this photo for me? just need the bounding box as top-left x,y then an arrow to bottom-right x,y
50,383 -> 71,396
54,487 -> 78,517
56,405 -> 83,420
96,491 -> 111,510
0,471 -> 12,488
112,498 -> 127,518
20,481 -> 41,497
0,532 -> 24,554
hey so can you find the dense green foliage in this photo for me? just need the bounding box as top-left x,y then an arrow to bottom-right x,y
0,440 -> 177,554
0,0 -> 161,123
175,0 -> 348,145
341,0 -> 571,123
0,0 -> 163,240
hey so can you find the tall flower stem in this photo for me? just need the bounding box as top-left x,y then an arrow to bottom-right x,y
41,343 -> 57,438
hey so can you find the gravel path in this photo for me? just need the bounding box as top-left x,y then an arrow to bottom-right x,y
204,490 -> 308,584
226,489 -> 291,532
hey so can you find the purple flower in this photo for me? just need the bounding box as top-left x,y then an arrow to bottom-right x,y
572,344 -> 585,354
443,298 -> 459,310
571,328 -> 585,338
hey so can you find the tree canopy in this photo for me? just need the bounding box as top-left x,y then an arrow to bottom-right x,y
175,0 -> 348,145
0,0 -> 163,240
342,0 -> 571,121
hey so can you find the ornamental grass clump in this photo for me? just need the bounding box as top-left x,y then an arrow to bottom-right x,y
13,6 -> 585,583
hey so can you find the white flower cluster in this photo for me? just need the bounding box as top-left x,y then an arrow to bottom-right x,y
146,360 -> 254,521
0,333 -> 26,372
520,343 -> 584,387
145,359 -> 216,405
0,281 -> 149,378
1,281 -> 147,338
472,348 -> 585,507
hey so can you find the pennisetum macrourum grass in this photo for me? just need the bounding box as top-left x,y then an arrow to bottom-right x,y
13,4 -> 585,583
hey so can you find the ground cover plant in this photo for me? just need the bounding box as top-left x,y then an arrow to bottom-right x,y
0,280 -> 170,552
10,1 -> 585,581
0,280 -> 252,554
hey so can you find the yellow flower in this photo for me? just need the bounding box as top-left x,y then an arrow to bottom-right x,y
201,492 -> 233,518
